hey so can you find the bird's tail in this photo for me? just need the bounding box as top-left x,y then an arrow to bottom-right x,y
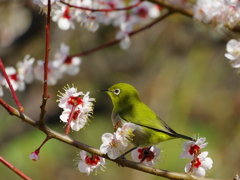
175,133 -> 196,142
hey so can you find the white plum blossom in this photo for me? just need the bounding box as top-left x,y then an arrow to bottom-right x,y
53,43 -> 81,76
180,137 -> 208,159
114,1 -> 160,50
79,92 -> 95,113
0,45 -> 82,95
116,21 -> 133,50
2,67 -> 25,92
131,1 -> 160,20
77,12 -> 100,32
100,132 -> 126,159
70,0 -> 102,32
0,55 -> 35,96
225,39 -> 240,69
57,85 -> 95,131
58,85 -> 84,110
29,150 -> 40,162
77,150 -> 105,175
57,85 -> 94,112
84,18 -> 100,32
100,123 -> 136,159
34,60 -> 62,85
35,0 -> 161,49
95,0 -> 125,25
52,5 -> 75,30
185,151 -> 213,177
148,4 -> 161,18
33,0 -> 61,14
193,0 -> 240,29
180,136 -> 213,177
116,122 -> 136,147
35,0 -> 59,5
131,146 -> 161,167
0,1 -> 163,95
60,108 -> 89,131
116,30 -> 131,50
16,54 -> 35,84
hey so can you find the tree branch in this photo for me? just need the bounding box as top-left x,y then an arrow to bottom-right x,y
0,99 -> 234,180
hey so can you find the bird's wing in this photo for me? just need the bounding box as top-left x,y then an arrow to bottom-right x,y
117,109 -> 178,137
117,105 -> 195,141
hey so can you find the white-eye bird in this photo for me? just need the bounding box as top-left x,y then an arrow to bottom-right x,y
100,83 -> 195,151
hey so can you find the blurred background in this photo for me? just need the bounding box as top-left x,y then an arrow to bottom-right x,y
0,0 -> 240,180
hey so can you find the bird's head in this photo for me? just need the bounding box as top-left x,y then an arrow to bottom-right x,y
99,83 -> 140,107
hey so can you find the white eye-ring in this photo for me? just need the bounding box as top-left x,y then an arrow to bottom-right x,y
113,88 -> 121,95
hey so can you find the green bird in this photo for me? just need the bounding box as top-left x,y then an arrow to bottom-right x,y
100,83 -> 195,151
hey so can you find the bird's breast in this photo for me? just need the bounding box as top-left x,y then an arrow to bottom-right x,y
111,112 -> 125,128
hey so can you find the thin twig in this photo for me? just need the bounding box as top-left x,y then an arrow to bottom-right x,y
43,0 -> 51,96
0,59 -> 24,113
60,0 -> 142,12
65,105 -> 77,134
0,156 -> 31,180
39,0 -> 51,123
38,136 -> 51,150
70,11 -> 173,58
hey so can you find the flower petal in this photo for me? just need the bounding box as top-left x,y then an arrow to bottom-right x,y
101,133 -> 113,143
201,157 -> 213,170
79,150 -> 87,160
78,161 -> 88,173
131,148 -> 141,162
108,148 -> 120,159
194,167 -> 206,177
100,143 -> 110,154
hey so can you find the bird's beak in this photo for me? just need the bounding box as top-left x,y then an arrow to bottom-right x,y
98,89 -> 110,92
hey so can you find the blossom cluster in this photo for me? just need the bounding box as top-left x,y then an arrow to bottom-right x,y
0,54 -> 34,97
74,122 -> 139,176
225,39 -> 240,70
0,43 -> 81,97
78,134 -> 213,177
33,0 -> 161,50
29,85 -> 94,163
57,84 -> 95,131
193,0 -> 240,29
100,122 -> 136,159
180,137 -> 213,177
99,122 -> 161,166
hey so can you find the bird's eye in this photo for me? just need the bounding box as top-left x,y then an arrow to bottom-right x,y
113,89 -> 121,95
